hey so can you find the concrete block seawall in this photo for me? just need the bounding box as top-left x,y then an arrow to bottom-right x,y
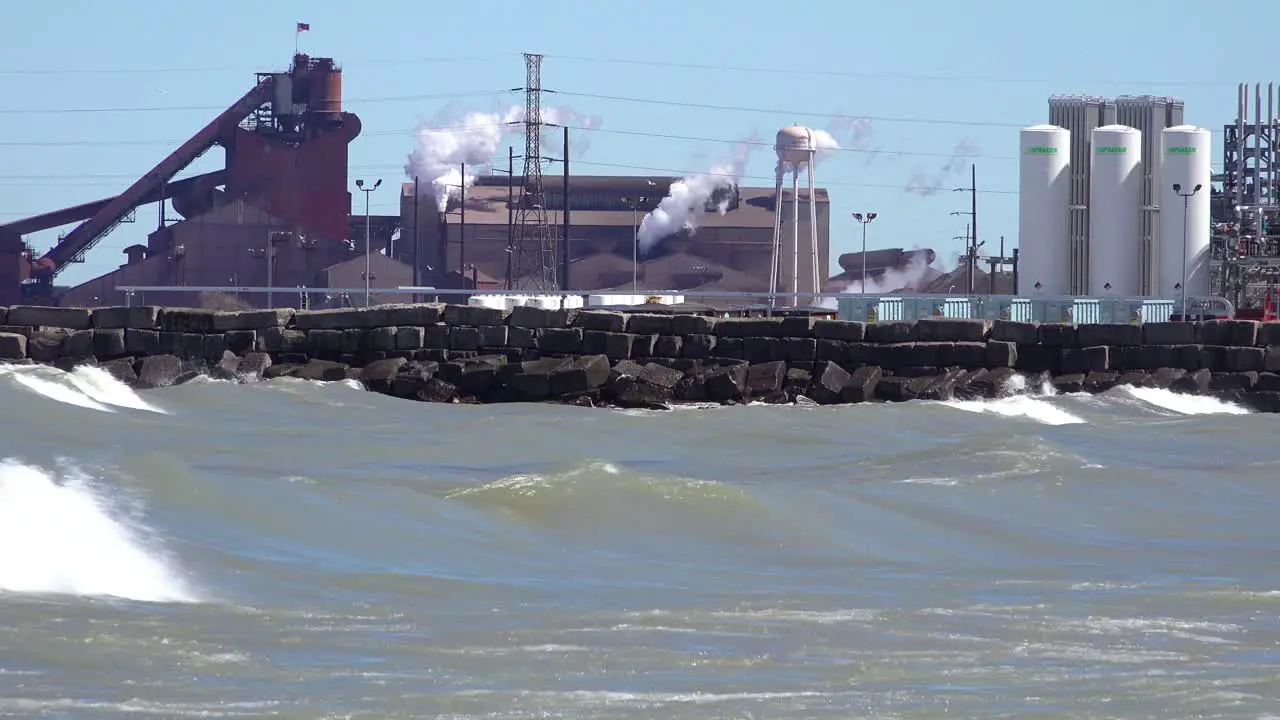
3,303 -> 1280,411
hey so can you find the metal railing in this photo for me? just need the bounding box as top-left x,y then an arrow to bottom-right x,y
112,284 -> 1235,324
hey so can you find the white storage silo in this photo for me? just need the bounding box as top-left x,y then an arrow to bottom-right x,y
1017,124 -> 1071,296
1088,125 -> 1143,297
1157,125 -> 1213,300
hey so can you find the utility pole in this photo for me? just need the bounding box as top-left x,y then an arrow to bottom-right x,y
562,125 -> 571,291
459,162 -> 466,285
355,178 -> 381,307
412,176 -> 420,297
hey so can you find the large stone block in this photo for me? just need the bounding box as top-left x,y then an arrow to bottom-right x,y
449,326 -> 482,351
865,321 -> 916,344
681,334 -> 716,359
0,332 -> 26,359
915,317 -> 990,342
840,366 -> 881,403
1037,323 -> 1077,347
507,305 -> 574,329
742,337 -> 780,363
671,314 -> 716,335
224,329 -> 257,355
8,305 -> 92,330
92,306 -> 160,329
1143,321 -> 1196,345
815,339 -> 848,362
0,307 -> 6,325
159,308 -> 218,333
985,340 -> 1017,368
293,306 -> 420,331
500,357 -> 571,401
1199,319 -> 1258,347
990,320 -> 1038,344
212,308 -> 295,331
1216,346 -> 1265,372
92,329 -> 127,359
258,327 -> 307,354
1257,322 -> 1280,347
124,328 -> 160,356
705,363 -> 748,401
812,319 -> 866,342
367,327 -> 398,352
506,326 -> 536,349
1060,345 -> 1109,373
395,326 -> 425,351
573,310 -> 627,332
384,304 -> 444,327
443,304 -> 505,327
548,355 -> 611,396
626,313 -> 674,335
134,354 -> 191,389
780,316 -> 815,337
714,317 -> 785,338
1077,323 -> 1141,347
538,327 -> 583,354
807,361 -> 851,405
64,329 -> 94,358
653,335 -> 682,358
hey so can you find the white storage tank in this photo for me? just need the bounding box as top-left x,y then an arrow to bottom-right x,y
1088,125 -> 1143,297
1017,125 -> 1071,296
1157,125 -> 1213,300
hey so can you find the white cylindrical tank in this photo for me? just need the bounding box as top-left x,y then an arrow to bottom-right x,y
775,126 -> 815,168
1088,125 -> 1143,297
1017,124 -> 1071,296
1158,125 -> 1213,300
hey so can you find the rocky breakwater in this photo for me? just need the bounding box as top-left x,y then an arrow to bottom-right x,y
2,303 -> 1280,411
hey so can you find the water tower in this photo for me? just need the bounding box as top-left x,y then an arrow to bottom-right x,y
770,126 -> 821,307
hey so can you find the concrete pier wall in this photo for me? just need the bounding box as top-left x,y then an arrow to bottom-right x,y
3,303 -> 1280,410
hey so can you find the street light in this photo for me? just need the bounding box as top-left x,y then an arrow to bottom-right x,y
355,178 -> 382,306
1173,182 -> 1202,321
621,184 -> 655,292
851,212 -> 877,292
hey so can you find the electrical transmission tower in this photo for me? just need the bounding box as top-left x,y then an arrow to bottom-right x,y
507,52 -> 557,291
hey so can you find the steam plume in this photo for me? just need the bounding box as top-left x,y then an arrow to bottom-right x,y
404,104 -> 601,212
820,251 -> 935,308
636,133 -> 761,255
904,139 -> 980,196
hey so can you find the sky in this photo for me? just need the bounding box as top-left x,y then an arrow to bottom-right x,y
0,0 -> 1268,287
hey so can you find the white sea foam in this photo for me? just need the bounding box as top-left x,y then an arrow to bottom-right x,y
1119,385 -> 1250,415
0,460 -> 196,603
0,364 -> 166,413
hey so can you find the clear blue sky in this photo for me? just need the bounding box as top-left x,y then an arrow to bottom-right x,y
0,0 -> 1263,286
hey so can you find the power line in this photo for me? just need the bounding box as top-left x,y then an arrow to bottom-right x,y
0,89 -> 514,115
0,54 -> 518,76
547,55 -> 1239,89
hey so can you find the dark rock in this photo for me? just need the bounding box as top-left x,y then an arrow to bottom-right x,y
573,310 -> 627,332
395,326 -> 425,351
806,361 -> 851,404
224,329 -> 256,355
1037,323 -> 1077,348
211,350 -> 241,380
990,320 -> 1039,344
1083,371 -> 1120,393
0,332 -> 26,359
236,352 -> 273,381
966,366 -> 1018,398
202,333 -> 226,362
745,361 -> 786,395
632,334 -> 658,358
440,355 -> 507,397
1256,322 -> 1280,347
416,377 -> 460,403
583,331 -> 634,360
1052,373 -> 1085,393
1014,344 -> 1057,373
916,317 -> 990,342
782,337 -> 818,362
812,319 -> 865,342
952,369 -> 988,399
211,308 -> 295,331
714,337 -> 743,359
841,366 -> 882,403
390,360 -> 441,398
638,362 -> 684,390
1077,323 -> 1142,347
134,354 -> 189,389
292,359 -> 352,383
876,375 -> 934,402
1143,321 -> 1196,345
1210,371 -> 1258,391
508,305 -> 575,329
1199,319 -> 1258,347
1061,345 -> 1109,373
918,368 -> 967,400
359,357 -> 407,394
1115,370 -> 1150,387
500,357 -> 572,401
815,339 -> 848,363
307,329 -> 342,359
424,324 -> 450,349
97,358 -> 138,386
611,375 -> 674,408
780,316 -> 815,337
1171,368 -> 1211,394
62,329 -> 92,358
742,337 -> 779,363
671,314 -> 716,335
258,327 -> 307,354
1144,367 -> 1186,389
506,326 -> 537,349
9,306 -> 92,331
449,326 -> 481,351
866,321 -> 916,343
477,325 -> 508,348
26,330 -> 67,362
339,329 -> 364,355
364,327 -> 396,352
92,328 -> 127,359
158,308 -> 218,333
944,342 -> 988,369
1217,346 -> 1265,372
705,364 -> 748,401
124,328 -> 160,356
985,340 -> 1017,368
714,317 -> 785,338
92,306 -> 160,330
548,355 -> 610,396
673,373 -> 708,402
653,335 -> 682,357
443,304 -> 505,327
538,327 -> 584,354
1259,372 -> 1280,392
626,313 -> 674,335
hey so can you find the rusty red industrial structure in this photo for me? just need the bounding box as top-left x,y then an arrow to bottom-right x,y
0,54 -> 366,307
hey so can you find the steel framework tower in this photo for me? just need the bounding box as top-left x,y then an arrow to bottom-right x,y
508,53 -> 557,291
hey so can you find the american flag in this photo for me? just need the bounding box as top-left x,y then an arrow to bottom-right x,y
296,22 -> 310,32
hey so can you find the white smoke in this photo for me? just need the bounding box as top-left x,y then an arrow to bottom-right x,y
825,251 -> 935,303
636,134 -> 761,255
404,104 -> 600,213
904,138 -> 980,196
773,127 -> 842,178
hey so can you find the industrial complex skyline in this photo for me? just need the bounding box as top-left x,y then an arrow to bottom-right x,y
0,0 -> 1265,297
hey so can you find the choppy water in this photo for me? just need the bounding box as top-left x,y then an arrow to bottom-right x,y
0,362 -> 1277,718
